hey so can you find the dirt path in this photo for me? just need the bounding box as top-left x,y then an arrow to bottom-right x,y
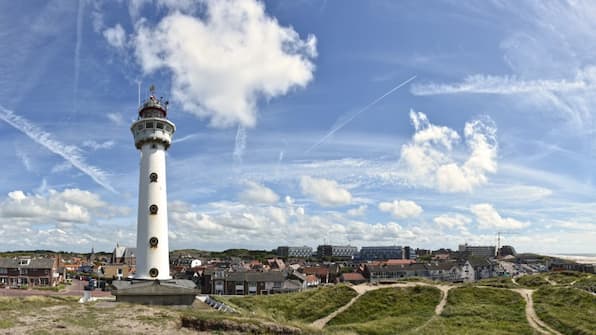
434,285 -> 452,315
311,282 -> 452,329
544,277 -> 557,286
512,288 -> 562,335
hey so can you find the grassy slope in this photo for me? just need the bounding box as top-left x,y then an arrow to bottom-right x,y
326,286 -> 441,335
418,287 -> 534,335
475,277 -> 518,288
516,274 -> 551,288
534,287 -> 596,335
223,285 -> 358,323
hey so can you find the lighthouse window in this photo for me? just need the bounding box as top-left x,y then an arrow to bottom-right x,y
149,204 -> 158,215
146,122 -> 154,128
156,122 -> 164,129
137,124 -> 144,131
165,125 -> 173,132
149,172 -> 158,183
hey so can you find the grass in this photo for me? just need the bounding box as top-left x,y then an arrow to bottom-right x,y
326,286 -> 441,335
222,285 -> 358,323
417,287 -> 534,335
547,271 -> 590,285
534,286 -> 596,335
475,277 -> 518,288
34,284 -> 66,292
0,295 -> 76,312
572,276 -> 596,293
0,319 -> 15,329
515,274 -> 550,288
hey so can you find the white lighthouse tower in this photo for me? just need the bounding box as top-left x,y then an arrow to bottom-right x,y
112,86 -> 196,305
131,86 -> 175,280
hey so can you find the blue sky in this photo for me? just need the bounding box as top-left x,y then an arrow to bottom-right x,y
0,0 -> 594,253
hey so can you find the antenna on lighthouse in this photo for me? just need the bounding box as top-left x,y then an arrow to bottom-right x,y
149,84 -> 156,96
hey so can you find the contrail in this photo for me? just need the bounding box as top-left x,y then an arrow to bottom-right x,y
0,105 -> 117,193
233,125 -> 247,163
306,75 -> 416,153
73,0 -> 85,113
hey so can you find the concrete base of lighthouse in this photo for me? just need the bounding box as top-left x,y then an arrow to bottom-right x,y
111,279 -> 198,305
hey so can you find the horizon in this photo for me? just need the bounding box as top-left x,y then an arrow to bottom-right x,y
0,1 -> 595,254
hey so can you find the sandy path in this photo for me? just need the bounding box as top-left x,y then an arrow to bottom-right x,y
434,285 -> 452,315
544,277 -> 557,286
512,288 -> 562,335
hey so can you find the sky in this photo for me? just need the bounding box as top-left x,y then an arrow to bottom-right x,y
0,0 -> 594,254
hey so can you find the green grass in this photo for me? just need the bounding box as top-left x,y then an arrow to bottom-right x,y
534,287 -> 596,335
34,284 -> 66,292
326,286 -> 441,335
516,274 -> 550,288
0,319 -> 15,329
476,277 -> 518,288
223,285 -> 358,323
417,287 -> 534,335
0,296 -> 76,312
572,276 -> 596,293
547,271 -> 589,285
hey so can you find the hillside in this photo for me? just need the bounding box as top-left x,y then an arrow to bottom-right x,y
0,272 -> 594,334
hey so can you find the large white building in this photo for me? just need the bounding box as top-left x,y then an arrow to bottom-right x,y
131,90 -> 175,280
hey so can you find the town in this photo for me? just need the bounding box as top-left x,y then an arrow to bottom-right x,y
0,243 -> 593,295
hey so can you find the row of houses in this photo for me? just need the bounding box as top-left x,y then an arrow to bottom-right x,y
364,257 -> 495,283
0,257 -> 62,287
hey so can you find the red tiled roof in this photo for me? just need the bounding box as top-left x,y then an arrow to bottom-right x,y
385,259 -> 416,265
341,272 -> 365,281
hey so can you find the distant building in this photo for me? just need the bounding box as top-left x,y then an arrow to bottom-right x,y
0,257 -> 61,287
316,245 -> 358,258
276,246 -> 313,258
359,246 -> 416,261
112,244 -> 137,266
360,246 -> 403,260
458,244 -> 496,258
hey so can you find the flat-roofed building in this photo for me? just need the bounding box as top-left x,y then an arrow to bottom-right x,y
276,246 -> 313,258
458,244 -> 496,258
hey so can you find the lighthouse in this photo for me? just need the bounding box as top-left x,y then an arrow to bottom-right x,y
112,87 -> 196,305
131,86 -> 175,280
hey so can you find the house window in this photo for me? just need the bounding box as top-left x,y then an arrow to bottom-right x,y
149,204 -> 158,215
19,259 -> 30,266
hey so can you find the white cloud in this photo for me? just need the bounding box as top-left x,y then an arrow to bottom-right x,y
103,24 -> 127,49
132,0 -> 317,128
378,200 -> 423,219
300,176 -> 352,207
238,181 -> 279,204
399,110 -> 497,193
433,213 -> 471,229
470,203 -> 529,230
167,199 -> 425,249
0,189 -> 114,224
347,205 -> 367,217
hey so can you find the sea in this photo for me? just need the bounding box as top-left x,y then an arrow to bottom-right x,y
545,253 -> 596,264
